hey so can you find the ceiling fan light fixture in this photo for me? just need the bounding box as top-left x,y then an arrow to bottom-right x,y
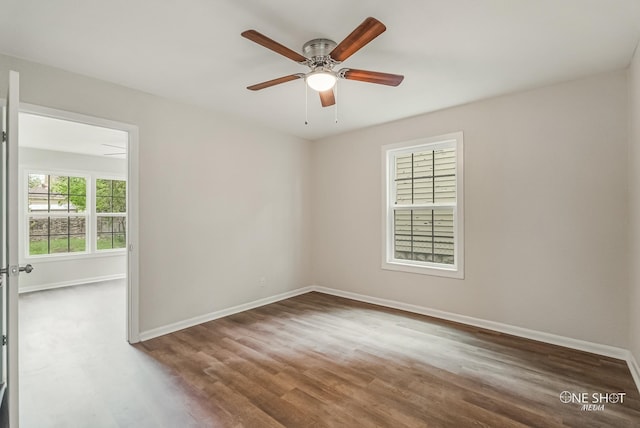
306,71 -> 337,92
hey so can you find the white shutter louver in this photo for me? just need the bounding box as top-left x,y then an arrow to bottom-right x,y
392,147 -> 456,265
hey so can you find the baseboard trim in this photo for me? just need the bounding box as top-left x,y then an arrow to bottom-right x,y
139,286 -> 315,341
136,283 -> 639,393
312,286 -> 629,361
19,274 -> 126,294
628,352 -> 640,394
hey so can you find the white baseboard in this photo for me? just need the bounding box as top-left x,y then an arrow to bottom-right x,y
19,274 -> 126,294
138,286 -> 315,341
312,286 -> 629,360
136,283 -> 639,394
628,352 -> 640,394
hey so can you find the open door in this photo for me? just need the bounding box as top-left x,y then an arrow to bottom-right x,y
1,70 -> 32,427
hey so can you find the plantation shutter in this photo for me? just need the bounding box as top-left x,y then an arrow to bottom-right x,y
393,147 -> 456,264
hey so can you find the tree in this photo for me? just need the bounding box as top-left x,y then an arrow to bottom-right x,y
96,179 -> 126,213
50,176 -> 86,212
51,177 -> 126,213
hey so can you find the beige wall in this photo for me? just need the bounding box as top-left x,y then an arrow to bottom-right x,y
0,54 -> 313,333
1,53 -> 635,352
629,45 -> 640,363
312,71 -> 629,348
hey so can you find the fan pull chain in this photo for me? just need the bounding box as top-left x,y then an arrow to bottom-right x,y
334,82 -> 338,124
305,83 -> 309,125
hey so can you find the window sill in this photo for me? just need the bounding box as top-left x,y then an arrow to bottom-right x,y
23,250 -> 126,264
382,260 -> 464,279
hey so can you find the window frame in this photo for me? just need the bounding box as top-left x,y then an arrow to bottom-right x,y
22,169 -> 127,260
25,170 -> 91,258
94,176 -> 128,252
381,132 -> 464,279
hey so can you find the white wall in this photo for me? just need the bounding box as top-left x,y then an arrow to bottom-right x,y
0,54 -> 312,333
18,147 -> 127,292
312,71 -> 629,348
629,45 -> 640,364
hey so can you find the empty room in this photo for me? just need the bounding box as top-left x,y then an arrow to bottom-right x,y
1,1 -> 640,427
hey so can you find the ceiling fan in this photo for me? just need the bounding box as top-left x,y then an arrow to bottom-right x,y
101,143 -> 126,156
241,17 -> 404,107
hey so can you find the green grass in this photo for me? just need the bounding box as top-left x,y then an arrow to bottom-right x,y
30,235 -> 126,255
97,235 -> 126,250
30,237 -> 86,255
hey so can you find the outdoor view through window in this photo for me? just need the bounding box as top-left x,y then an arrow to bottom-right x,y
27,173 -> 126,255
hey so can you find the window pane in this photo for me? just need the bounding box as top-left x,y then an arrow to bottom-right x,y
394,209 -> 454,265
113,233 -> 126,249
96,196 -> 112,213
96,179 -> 111,197
29,174 -> 87,213
413,151 -> 433,177
113,217 -> 126,233
434,175 -> 456,203
112,197 -> 126,213
50,217 -> 69,235
29,216 -> 86,255
68,177 -> 87,196
29,217 -> 49,255
113,180 -> 126,198
393,148 -> 456,206
50,237 -> 70,253
48,175 -> 67,197
29,218 -> 49,237
434,148 -> 456,203
97,231 -> 125,250
97,217 -> 113,233
69,236 -> 86,253
412,178 -> 433,204
96,216 -> 126,251
69,217 -> 86,237
97,233 -> 113,250
96,179 -> 126,213
28,174 -> 49,213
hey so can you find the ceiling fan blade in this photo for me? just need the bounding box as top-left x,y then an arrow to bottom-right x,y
247,74 -> 303,91
340,68 -> 404,86
330,17 -> 386,62
101,143 -> 126,150
241,30 -> 307,63
319,90 -> 335,107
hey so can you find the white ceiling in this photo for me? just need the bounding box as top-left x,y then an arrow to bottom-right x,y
2,0 -> 640,141
19,113 -> 128,158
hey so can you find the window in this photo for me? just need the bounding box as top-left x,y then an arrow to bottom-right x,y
382,132 -> 464,278
28,173 -> 88,255
25,172 -> 127,258
96,178 -> 127,250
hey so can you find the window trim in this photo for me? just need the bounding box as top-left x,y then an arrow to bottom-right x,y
24,170 -> 91,258
22,169 -> 127,260
381,132 -> 464,279
94,176 -> 128,252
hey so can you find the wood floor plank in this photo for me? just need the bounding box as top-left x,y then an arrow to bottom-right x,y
137,291 -> 640,427
22,284 -> 640,427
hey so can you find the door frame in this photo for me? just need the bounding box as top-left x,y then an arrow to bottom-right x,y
19,103 -> 140,342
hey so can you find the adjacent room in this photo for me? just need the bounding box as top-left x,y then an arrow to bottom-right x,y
1,1 -> 640,426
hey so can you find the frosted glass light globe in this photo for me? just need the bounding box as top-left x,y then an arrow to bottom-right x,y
306,71 -> 337,92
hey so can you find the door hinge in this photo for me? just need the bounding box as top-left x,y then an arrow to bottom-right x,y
1,131 -> 6,142
2,336 -> 6,346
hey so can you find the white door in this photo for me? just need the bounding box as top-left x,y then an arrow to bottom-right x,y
1,70 -> 31,427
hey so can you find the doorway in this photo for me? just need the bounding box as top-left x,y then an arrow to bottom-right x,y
16,105 -> 140,423
17,104 -> 139,342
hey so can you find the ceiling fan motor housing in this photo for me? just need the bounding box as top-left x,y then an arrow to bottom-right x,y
303,38 -> 338,70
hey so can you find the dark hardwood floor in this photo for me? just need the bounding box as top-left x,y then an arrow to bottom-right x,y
21,283 -> 640,427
